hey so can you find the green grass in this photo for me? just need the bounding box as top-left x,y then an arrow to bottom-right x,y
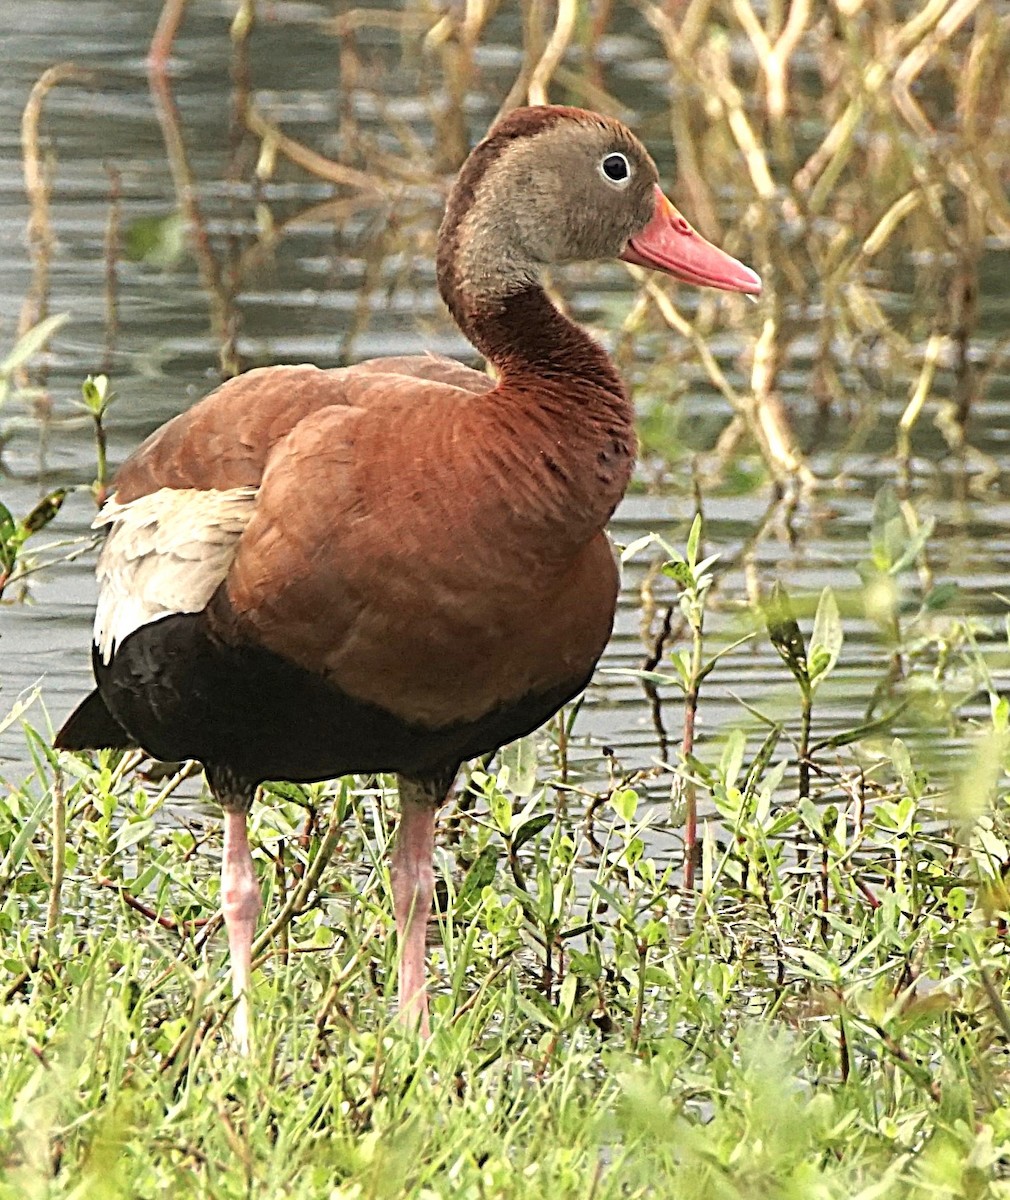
4,505 -> 1010,1198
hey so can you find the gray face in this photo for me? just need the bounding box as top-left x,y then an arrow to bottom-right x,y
496,120 -> 661,266
450,116 -> 662,303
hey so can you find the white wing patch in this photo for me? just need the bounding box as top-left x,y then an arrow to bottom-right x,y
93,487 -> 258,664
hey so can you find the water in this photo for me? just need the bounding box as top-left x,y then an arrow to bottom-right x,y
2,1 -> 1009,823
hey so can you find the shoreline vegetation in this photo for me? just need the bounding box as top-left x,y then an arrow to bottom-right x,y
3,2 -> 1010,1195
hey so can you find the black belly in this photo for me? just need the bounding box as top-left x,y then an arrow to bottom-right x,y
91,612 -> 589,785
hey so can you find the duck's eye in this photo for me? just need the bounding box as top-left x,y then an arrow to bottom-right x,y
600,152 -> 632,186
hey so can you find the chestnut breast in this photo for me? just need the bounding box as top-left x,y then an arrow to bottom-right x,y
219,372 -> 623,729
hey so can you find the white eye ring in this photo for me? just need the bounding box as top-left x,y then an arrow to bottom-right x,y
599,152 -> 632,188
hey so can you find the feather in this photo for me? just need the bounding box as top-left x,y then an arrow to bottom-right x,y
93,487 -> 257,664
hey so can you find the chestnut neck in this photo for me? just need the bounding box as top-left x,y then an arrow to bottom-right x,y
454,284 -> 623,390
442,276 -> 636,560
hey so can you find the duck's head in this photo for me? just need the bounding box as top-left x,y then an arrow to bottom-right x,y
437,105 -> 761,316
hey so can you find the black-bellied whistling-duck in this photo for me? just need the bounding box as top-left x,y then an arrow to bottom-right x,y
56,105 -> 760,1047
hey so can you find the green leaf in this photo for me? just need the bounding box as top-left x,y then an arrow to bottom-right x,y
0,789 -> 49,878
81,374 -> 113,415
515,989 -> 559,1030
719,728 -> 746,790
500,735 -> 538,798
261,781 -> 311,806
557,970 -> 578,1019
765,582 -> 808,688
889,517 -> 934,575
598,667 -> 682,689
511,813 -> 552,854
620,532 -> 659,563
811,703 -> 907,751
789,947 -> 839,981
114,818 -> 157,851
869,485 -> 905,573
741,723 -> 783,804
20,488 -> 67,537
0,688 -> 40,738
686,512 -> 702,568
808,587 -> 843,688
923,581 -> 959,611
125,212 -> 187,268
682,752 -> 715,787
668,648 -> 692,690
694,552 -> 721,580
610,788 -> 638,823
0,313 -> 70,382
661,559 -> 693,589
0,501 -> 17,575
455,845 -> 498,912
489,786 -> 512,836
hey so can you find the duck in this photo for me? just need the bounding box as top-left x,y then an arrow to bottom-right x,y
56,104 -> 761,1048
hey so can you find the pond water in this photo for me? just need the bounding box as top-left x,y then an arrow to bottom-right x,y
2,1 -> 1010,837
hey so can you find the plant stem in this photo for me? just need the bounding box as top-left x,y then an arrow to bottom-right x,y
630,939 -> 648,1051
678,617 -> 704,892
45,771 -> 66,937
797,685 -> 811,872
92,410 -> 108,506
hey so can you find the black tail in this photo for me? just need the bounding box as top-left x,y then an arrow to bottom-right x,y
55,689 -> 137,751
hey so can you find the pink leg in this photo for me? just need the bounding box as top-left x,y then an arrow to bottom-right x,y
390,782 -> 438,1036
221,807 -> 262,1054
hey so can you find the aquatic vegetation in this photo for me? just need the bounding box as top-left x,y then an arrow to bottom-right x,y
4,513 -> 1010,1195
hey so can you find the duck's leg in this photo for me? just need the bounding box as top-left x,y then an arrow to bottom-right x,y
390,774 -> 453,1036
209,768 -> 262,1054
